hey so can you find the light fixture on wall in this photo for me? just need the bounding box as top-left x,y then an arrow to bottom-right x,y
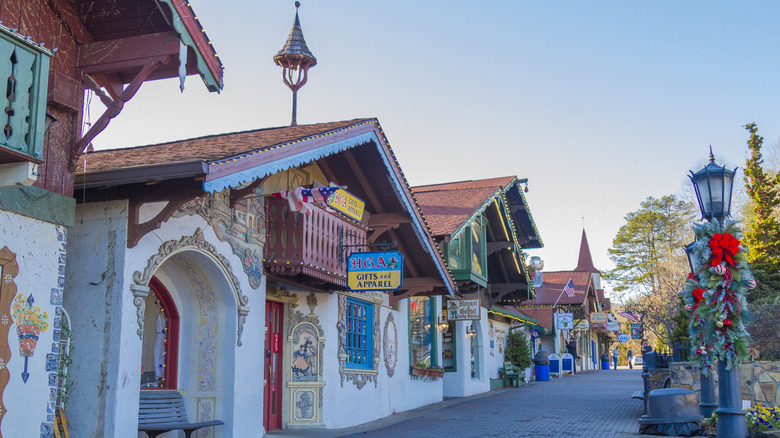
437,317 -> 449,334
466,323 -> 477,339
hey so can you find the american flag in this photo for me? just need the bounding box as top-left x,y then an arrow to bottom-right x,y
562,279 -> 575,298
272,185 -> 341,215
617,311 -> 641,322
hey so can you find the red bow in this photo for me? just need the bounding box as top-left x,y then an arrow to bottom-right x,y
709,233 -> 740,267
693,288 -> 705,309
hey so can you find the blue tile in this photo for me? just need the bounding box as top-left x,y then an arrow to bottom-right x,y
45,353 -> 59,372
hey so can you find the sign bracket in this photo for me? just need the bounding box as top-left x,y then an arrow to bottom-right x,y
338,227 -> 396,267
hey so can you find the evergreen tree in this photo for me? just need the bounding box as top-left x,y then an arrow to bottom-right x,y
505,330 -> 533,370
743,123 -> 780,303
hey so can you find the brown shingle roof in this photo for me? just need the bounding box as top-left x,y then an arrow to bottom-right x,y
412,186 -> 500,236
515,306 -> 554,331
77,119 -> 372,173
412,176 -> 519,237
520,270 -> 592,306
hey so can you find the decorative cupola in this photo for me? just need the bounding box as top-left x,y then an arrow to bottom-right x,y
274,1 -> 317,126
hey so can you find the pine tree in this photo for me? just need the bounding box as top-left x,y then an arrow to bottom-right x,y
743,123 -> 780,302
505,330 -> 533,370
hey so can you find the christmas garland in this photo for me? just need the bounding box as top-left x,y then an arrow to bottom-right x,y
681,218 -> 754,375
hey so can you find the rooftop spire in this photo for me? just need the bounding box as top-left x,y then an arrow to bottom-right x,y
274,1 -> 317,126
574,229 -> 596,272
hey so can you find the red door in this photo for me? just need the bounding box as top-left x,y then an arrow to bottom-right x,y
264,300 -> 283,431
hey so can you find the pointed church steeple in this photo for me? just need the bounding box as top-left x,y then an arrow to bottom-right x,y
574,229 -> 596,272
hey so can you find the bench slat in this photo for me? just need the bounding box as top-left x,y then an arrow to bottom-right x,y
138,390 -> 223,434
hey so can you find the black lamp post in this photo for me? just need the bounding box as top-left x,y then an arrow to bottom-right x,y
688,147 -> 737,223
688,149 -> 746,437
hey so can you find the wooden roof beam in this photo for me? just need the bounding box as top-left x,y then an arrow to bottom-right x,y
45,0 -> 94,44
78,32 -> 180,75
368,213 -> 411,228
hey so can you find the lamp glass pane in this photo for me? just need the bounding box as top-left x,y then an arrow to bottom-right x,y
695,177 -> 712,216
723,173 -> 733,216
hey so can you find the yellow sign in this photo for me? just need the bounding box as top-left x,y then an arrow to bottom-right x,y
346,251 -> 403,291
573,320 -> 589,331
327,189 -> 365,221
348,270 -> 402,291
590,312 -> 608,323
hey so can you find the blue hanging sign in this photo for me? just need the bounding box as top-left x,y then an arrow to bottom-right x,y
346,251 -> 403,291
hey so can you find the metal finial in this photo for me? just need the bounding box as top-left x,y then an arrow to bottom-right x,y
295,1 -> 300,8
708,145 -> 715,164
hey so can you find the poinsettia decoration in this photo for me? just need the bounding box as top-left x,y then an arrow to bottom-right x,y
681,218 -> 753,375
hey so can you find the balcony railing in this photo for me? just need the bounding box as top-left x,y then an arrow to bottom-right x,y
264,196 -> 368,290
1,25 -> 51,164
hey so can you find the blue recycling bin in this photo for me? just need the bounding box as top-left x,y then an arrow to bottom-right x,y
601,353 -> 610,370
534,351 -> 550,381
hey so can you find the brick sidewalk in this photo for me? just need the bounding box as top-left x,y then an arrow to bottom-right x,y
269,369 -> 646,438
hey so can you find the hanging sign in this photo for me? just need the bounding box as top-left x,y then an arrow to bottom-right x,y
618,333 -> 630,343
446,299 -> 481,321
556,313 -> 574,330
607,321 -> 621,332
347,251 -> 403,291
630,323 -> 643,339
589,312 -> 608,323
327,189 -> 365,221
573,320 -> 589,331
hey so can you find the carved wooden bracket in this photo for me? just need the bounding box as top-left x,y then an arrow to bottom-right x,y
389,287 -> 434,306
71,56 -> 171,171
229,176 -> 267,208
127,181 -> 204,248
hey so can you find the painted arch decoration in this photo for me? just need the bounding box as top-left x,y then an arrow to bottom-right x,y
132,228 -> 250,346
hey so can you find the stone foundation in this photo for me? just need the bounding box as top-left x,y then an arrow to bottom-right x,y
668,361 -> 780,408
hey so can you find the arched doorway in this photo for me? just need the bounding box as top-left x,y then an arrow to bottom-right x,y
134,237 -> 244,436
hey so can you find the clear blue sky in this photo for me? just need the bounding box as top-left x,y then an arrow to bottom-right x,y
89,1 -> 780,278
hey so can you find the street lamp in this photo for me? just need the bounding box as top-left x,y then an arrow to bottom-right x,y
688,147 -> 737,223
684,242 -> 699,274
688,149 -> 746,437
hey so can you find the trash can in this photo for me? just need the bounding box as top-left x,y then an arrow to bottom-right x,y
601,353 -> 611,370
534,350 -> 550,381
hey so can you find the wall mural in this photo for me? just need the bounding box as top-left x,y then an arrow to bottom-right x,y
383,313 -> 397,377
337,292 -> 383,389
174,190 -> 266,289
0,246 -> 19,433
286,292 -> 326,427
496,327 -> 506,355
132,228 -> 249,346
11,293 -> 49,383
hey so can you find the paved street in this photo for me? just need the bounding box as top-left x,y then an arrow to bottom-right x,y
271,368 -> 647,438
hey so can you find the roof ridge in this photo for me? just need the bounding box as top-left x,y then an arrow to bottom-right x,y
412,175 -> 516,190
84,118 -> 375,155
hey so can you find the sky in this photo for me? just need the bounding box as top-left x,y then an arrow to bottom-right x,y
87,1 -> 780,287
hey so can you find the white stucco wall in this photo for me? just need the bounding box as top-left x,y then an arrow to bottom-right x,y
65,202 -> 265,437
442,313 -> 490,397
0,210 -> 66,438
277,286 -> 445,430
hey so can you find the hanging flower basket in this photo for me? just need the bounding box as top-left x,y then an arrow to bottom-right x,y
410,365 -> 444,381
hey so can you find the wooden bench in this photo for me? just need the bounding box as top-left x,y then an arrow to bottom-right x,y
139,390 -> 223,438
503,361 -> 524,387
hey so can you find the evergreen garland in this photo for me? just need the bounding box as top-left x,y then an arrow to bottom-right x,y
682,218 -> 754,375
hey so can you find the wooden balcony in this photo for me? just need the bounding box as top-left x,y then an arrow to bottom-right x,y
264,196 -> 368,290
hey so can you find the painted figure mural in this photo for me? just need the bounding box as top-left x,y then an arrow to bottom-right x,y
291,324 -> 318,382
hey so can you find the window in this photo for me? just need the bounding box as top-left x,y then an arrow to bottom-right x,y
0,29 -> 51,161
471,219 -> 485,276
409,296 -> 436,367
345,297 -> 372,369
140,277 -> 179,388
